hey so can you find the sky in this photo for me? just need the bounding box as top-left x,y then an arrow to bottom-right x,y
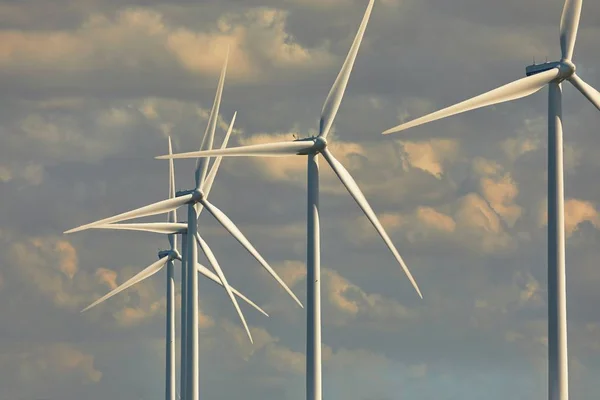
0,0 -> 600,399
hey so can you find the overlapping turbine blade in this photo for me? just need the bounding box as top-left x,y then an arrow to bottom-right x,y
322,149 -> 423,298
195,111 -> 237,215
560,0 -> 583,60
383,68 -> 560,135
157,141 -> 315,159
199,198 -> 304,308
202,112 -> 237,198
64,194 -> 193,234
196,49 -> 229,189
81,256 -> 169,312
196,263 -> 268,317
91,222 -> 187,234
195,233 -> 253,343
319,0 -> 374,139
168,136 -> 177,249
568,73 -> 600,111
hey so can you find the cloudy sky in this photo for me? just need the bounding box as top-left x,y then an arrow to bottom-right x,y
1,0 -> 600,399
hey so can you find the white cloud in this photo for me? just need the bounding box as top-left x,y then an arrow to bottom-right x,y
399,139 -> 460,178
538,198 -> 600,237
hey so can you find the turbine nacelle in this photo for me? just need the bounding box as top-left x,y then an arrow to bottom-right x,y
294,136 -> 328,155
525,60 -> 575,81
526,61 -> 561,76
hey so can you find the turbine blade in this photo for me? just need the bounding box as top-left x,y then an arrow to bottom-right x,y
81,256 -> 169,312
383,68 -> 560,135
199,198 -> 304,308
322,149 -> 422,298
195,233 -> 253,343
195,111 -> 237,215
64,194 -> 193,234
202,112 -> 237,198
196,49 -> 229,189
196,263 -> 269,317
157,141 -> 315,160
568,73 -> 600,111
168,136 -> 177,249
319,0 -> 374,138
560,0 -> 583,60
91,222 -> 187,235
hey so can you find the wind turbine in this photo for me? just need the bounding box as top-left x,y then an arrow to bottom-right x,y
382,1 -> 599,399
65,53 -> 302,400
83,134 -> 268,400
157,1 -> 422,399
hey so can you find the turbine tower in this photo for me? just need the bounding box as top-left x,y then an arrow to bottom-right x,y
65,53 -> 302,400
84,133 -> 267,400
382,1 -> 599,399
157,1 -> 422,399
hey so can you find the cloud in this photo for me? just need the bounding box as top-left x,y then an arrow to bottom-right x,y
539,198 -> 600,237
273,260 -> 307,288
415,206 -> 456,233
2,0 -> 600,399
6,236 -> 89,310
399,138 -> 460,178
501,117 -> 543,161
1,231 -> 180,328
0,342 -> 101,398
322,269 -> 413,328
479,174 -> 521,226
0,7 -> 333,82
349,191 -> 516,256
95,268 -> 118,290
0,165 -> 12,182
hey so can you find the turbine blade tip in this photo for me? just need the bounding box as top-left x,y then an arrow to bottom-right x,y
382,127 -> 402,135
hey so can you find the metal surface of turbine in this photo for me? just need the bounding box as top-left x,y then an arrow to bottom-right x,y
83,135 -> 268,400
157,1 -> 422,399
382,1 -> 598,399
66,53 -> 302,400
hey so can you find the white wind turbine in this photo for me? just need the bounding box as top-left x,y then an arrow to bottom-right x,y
65,53 -> 302,400
382,1 -> 599,399
157,1 -> 422,399
83,133 -> 268,400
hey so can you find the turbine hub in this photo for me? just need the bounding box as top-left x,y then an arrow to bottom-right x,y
558,59 -> 576,79
313,136 -> 327,152
158,249 -> 182,261
191,189 -> 204,203
171,248 -> 182,260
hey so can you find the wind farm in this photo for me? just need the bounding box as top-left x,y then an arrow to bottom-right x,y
1,0 -> 600,399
